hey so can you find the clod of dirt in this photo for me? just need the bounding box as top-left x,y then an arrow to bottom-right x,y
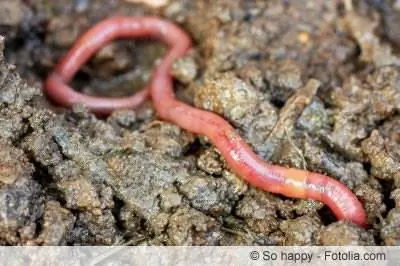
317,221 -> 374,245
377,1 -> 400,48
107,109 -> 137,129
71,209 -> 121,245
194,71 -> 261,126
361,130 -> 400,181
0,0 -> 24,38
36,201 -> 75,245
263,59 -> 304,104
292,200 -> 324,217
106,150 -> 191,232
280,216 -> 321,245
140,121 -> 194,157
58,177 -> 102,213
118,206 -> 141,235
40,124 -> 121,244
0,39 -> 42,141
0,139 -> 34,185
322,66 -> 400,161
354,183 -> 386,224
235,63 -> 264,92
235,190 -> 280,236
380,208 -> 400,245
21,131 -> 63,168
166,206 -> 221,245
391,189 -> 400,207
0,141 -> 43,245
171,55 -> 198,84
45,15 -> 89,48
297,100 -> 331,134
379,116 -> 400,166
196,147 -> 224,176
88,43 -> 134,80
341,11 -> 400,67
0,36 -> 46,245
177,173 -> 240,216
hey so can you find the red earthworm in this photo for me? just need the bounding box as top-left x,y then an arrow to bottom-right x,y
44,16 -> 367,227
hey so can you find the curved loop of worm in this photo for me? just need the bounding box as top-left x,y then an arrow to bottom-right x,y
44,16 -> 367,227
45,16 -> 190,115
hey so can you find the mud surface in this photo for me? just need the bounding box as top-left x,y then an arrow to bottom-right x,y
0,0 -> 398,245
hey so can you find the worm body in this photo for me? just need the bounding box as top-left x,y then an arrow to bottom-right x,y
45,16 -> 191,115
44,16 -> 367,227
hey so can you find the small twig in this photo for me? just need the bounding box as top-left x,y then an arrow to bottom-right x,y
263,79 -> 320,160
284,126 -> 307,170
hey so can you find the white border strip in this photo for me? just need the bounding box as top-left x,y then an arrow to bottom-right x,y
0,246 -> 397,266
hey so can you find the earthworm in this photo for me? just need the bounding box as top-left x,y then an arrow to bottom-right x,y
44,16 -> 367,227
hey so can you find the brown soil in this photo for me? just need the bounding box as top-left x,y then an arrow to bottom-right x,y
0,0 -> 398,245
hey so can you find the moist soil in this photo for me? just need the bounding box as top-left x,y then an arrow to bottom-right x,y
0,0 -> 398,245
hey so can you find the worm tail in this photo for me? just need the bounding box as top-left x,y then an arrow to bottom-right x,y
255,166 -> 367,228
305,172 -> 367,228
